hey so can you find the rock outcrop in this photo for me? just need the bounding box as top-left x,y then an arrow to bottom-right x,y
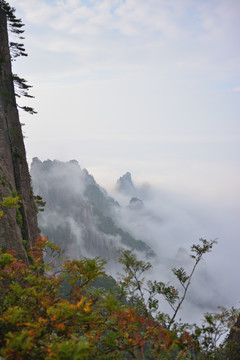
116,172 -> 137,196
31,158 -> 154,261
0,3 -> 38,262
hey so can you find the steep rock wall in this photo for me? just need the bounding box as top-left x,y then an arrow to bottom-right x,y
0,5 -> 38,262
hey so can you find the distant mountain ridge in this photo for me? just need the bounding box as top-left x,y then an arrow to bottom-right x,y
31,158 -> 155,261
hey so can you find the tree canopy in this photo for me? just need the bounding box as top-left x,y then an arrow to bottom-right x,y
0,0 -> 36,114
0,235 -> 239,359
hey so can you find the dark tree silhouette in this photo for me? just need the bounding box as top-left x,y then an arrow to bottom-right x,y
0,0 -> 38,263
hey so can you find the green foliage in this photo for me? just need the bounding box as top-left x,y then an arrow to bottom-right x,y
118,239 -> 218,326
0,174 -> 7,187
0,238 -> 238,359
16,208 -> 23,229
0,0 -> 25,36
169,238 -> 218,326
33,194 -> 46,213
117,249 -> 152,317
191,307 -> 240,359
0,195 -> 21,220
0,194 -> 22,228
0,195 -> 20,208
0,0 -> 36,114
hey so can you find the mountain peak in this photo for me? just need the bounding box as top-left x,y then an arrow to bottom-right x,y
116,172 -> 137,196
129,197 -> 144,210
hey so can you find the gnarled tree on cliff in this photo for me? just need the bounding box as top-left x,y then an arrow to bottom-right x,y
0,0 -> 38,262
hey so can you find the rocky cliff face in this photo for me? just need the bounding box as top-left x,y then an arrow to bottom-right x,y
31,158 -> 154,261
116,172 -> 137,196
0,4 -> 38,262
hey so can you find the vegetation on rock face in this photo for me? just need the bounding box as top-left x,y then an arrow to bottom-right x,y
0,0 -> 38,260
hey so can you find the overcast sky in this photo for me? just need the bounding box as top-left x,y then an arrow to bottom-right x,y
10,0 -> 239,190
9,0 -> 240,311
9,0 -> 240,208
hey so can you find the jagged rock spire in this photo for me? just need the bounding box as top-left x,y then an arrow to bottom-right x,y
116,172 -> 137,196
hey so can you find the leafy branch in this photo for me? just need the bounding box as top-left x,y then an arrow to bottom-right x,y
0,237 -> 238,359
169,238 -> 217,327
0,0 -> 36,114
118,238 -> 217,330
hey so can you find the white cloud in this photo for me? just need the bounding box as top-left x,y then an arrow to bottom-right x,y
12,0 -> 55,25
233,86 -> 240,92
10,0 -> 240,80
10,0 -> 240,287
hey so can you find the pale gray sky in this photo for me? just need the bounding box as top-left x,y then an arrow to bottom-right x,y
9,0 -> 240,311
11,0 -> 239,197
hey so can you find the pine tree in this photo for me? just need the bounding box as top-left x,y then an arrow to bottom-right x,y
0,0 -> 38,263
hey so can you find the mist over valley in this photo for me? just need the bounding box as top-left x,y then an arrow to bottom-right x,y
1,0 -> 240,356
31,157 -> 238,324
